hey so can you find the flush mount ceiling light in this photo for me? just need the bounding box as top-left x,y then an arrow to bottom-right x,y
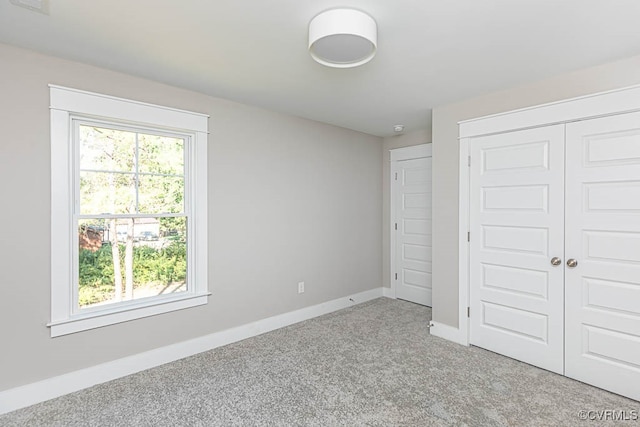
308,9 -> 377,68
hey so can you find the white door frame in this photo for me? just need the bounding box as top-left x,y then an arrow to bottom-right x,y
456,83 -> 640,347
390,143 -> 432,299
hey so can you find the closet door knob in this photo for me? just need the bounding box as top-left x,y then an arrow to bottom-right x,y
550,257 -> 562,266
566,259 -> 578,268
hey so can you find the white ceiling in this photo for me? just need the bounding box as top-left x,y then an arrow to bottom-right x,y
1,1 -> 640,137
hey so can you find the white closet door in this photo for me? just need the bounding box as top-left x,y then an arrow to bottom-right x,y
565,112 -> 640,401
394,157 -> 432,306
470,125 -> 565,374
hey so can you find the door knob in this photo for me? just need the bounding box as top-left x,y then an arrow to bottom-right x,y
566,259 -> 578,268
550,257 -> 562,266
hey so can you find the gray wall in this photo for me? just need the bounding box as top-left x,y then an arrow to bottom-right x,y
0,43 -> 382,391
431,54 -> 640,328
381,130 -> 431,288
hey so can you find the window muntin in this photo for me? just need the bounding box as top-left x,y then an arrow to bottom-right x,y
74,120 -> 190,312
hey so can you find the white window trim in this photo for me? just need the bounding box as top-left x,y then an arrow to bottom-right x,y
49,85 -> 209,337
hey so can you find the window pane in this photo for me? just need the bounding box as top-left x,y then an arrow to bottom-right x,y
78,218 -> 116,308
79,125 -> 135,172
80,171 -> 135,214
138,175 -> 184,214
78,217 -> 187,310
138,133 -> 184,175
134,217 -> 187,301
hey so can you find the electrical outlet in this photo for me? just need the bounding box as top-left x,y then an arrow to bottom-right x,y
298,281 -> 305,294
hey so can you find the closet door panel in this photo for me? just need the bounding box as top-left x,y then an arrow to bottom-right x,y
565,111 -> 640,402
469,125 -> 565,374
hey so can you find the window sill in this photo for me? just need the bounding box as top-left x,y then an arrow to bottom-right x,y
48,293 -> 210,337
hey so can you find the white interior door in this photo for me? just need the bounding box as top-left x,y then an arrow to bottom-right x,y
565,112 -> 640,401
394,156 -> 432,306
469,125 -> 565,374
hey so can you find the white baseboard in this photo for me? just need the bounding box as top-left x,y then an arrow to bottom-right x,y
429,321 -> 469,346
0,287 -> 384,415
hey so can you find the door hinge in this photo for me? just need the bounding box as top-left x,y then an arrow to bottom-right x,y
394,172 -> 398,180
395,223 -> 398,230
467,307 -> 471,318
395,273 -> 398,280
468,156 -> 471,167
467,231 -> 470,242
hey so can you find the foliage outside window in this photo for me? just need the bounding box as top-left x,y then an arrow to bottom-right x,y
76,123 -> 188,309
49,85 -> 209,337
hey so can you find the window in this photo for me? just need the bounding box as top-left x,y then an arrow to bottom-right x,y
49,86 -> 209,337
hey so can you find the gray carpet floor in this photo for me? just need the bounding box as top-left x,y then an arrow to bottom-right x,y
1,298 -> 638,426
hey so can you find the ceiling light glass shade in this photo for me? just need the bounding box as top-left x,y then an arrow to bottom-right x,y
309,9 -> 377,68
